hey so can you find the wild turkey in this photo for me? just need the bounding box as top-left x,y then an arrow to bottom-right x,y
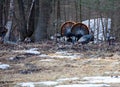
78,34 -> 94,44
71,23 -> 89,41
61,21 -> 76,42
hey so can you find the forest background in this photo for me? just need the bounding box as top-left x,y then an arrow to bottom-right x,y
0,0 -> 120,42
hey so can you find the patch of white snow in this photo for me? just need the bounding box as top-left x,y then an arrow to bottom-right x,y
14,48 -> 40,55
39,54 -> 49,58
40,59 -> 55,62
55,84 -> 110,87
83,76 -> 120,83
18,82 -> 34,87
57,77 -> 79,82
39,81 -> 58,86
0,64 -> 10,70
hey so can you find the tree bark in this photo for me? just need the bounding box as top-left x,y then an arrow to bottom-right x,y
79,0 -> 82,22
27,0 -> 35,38
111,0 -> 120,41
4,0 -> 14,43
17,0 -> 27,41
0,0 -> 4,27
34,0 -> 52,42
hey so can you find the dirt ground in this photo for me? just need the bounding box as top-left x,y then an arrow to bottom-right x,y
0,41 -> 120,87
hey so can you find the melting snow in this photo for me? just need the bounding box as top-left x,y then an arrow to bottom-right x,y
39,54 -> 50,58
19,82 -> 34,87
39,51 -> 80,60
17,81 -> 58,87
57,77 -> 79,82
24,50 -> 40,55
51,54 -> 77,59
17,76 -> 120,87
40,59 -> 55,62
55,84 -> 110,87
51,51 -> 79,59
17,77 -> 79,87
39,81 -> 58,86
0,64 -> 10,70
14,48 -> 40,55
83,76 -> 120,83
105,71 -> 120,74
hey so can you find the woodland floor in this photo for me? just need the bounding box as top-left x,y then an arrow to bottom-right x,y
0,41 -> 120,87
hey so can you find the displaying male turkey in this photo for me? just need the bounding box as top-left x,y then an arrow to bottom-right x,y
78,33 -> 94,44
71,23 -> 89,41
61,21 -> 76,42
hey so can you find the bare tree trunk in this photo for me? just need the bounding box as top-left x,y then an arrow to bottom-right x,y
27,0 -> 35,38
88,3 -> 91,31
79,0 -> 82,22
105,18 -> 109,40
17,0 -> 27,41
3,0 -> 9,26
34,0 -> 52,42
4,0 -> 14,43
112,0 -> 120,41
113,12 -> 120,41
100,16 -> 105,41
0,1 -> 3,27
31,0 -> 39,41
0,0 -> 5,43
56,0 -> 60,33
63,1 -> 66,21
75,0 -> 78,22
96,18 -> 100,43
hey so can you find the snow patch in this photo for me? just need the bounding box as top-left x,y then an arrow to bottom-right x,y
0,64 -> 10,70
40,59 -> 55,62
83,76 -> 120,83
52,55 -> 77,59
17,77 -> 79,87
9,57 -> 14,60
39,54 -> 50,58
55,84 -> 110,87
39,51 -> 81,60
18,82 -> 34,87
57,77 -> 79,82
14,48 -> 40,55
17,81 -> 58,87
39,81 -> 58,86
16,76 -> 120,87
25,49 -> 40,55
51,51 -> 79,59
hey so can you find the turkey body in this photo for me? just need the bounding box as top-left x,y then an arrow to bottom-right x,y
71,23 -> 89,41
78,34 -> 94,44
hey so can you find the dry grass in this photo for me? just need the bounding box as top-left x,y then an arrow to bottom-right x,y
0,41 -> 120,86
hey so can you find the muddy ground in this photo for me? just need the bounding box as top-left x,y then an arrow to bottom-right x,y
0,41 -> 120,87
